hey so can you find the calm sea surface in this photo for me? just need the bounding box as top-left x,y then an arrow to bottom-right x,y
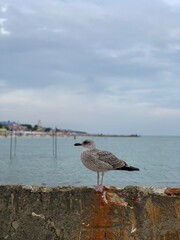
0,136 -> 179,188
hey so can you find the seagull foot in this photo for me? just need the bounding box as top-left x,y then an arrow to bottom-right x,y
95,185 -> 104,192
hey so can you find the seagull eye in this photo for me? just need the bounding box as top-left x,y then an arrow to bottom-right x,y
83,140 -> 89,144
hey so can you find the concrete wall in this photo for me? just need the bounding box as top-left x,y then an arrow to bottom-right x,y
0,185 -> 180,240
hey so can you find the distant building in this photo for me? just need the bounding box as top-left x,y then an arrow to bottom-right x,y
0,128 -> 8,136
0,121 -> 25,131
0,121 -> 17,130
37,120 -> 43,132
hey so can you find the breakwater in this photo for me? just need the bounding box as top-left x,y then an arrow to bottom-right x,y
0,185 -> 180,240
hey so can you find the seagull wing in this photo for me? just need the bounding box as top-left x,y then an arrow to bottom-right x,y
95,150 -> 127,169
81,150 -> 114,171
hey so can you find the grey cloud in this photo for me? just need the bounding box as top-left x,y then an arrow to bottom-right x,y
0,0 -> 180,134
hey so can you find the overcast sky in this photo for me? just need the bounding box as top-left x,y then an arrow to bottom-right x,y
0,0 -> 180,135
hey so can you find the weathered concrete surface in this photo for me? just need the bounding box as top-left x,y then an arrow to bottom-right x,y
0,185 -> 180,240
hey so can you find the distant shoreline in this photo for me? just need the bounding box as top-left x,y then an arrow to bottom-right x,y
85,134 -> 140,137
0,133 -> 140,138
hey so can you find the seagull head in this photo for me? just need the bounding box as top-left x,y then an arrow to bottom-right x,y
74,139 -> 96,149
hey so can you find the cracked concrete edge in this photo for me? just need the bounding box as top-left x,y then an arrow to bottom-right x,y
1,184 -> 178,196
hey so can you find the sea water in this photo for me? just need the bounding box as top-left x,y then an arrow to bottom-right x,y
0,136 -> 179,188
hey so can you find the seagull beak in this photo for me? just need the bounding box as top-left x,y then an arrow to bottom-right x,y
74,143 -> 82,146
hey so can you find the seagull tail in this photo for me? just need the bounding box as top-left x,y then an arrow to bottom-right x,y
116,166 -> 140,171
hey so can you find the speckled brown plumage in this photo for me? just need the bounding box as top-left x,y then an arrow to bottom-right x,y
74,139 -> 139,192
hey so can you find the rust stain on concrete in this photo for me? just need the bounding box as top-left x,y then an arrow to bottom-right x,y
165,188 -> 180,196
0,185 -> 180,240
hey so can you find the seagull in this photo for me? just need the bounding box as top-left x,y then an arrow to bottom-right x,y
74,139 -> 140,192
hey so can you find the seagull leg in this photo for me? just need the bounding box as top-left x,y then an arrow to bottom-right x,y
95,172 -> 104,192
100,172 -> 104,186
97,172 -> 99,186
95,172 -> 101,192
